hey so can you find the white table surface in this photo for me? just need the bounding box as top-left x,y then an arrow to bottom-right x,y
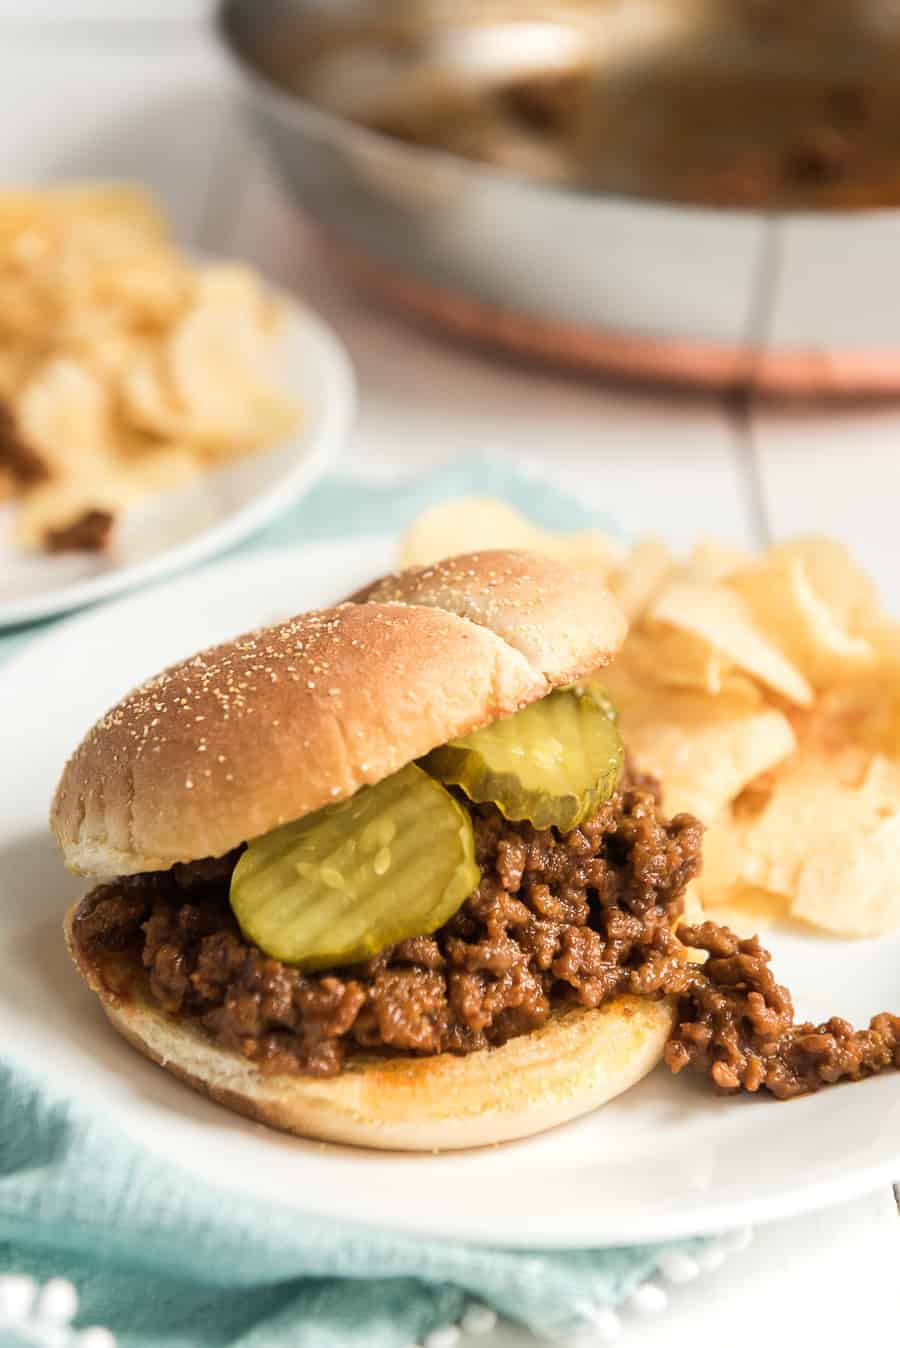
3,6 -> 900,1344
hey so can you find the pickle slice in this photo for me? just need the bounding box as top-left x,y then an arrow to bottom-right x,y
424,685 -> 623,832
229,763 -> 479,970
577,679 -> 619,726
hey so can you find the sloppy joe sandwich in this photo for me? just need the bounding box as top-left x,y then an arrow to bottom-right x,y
53,550 -> 709,1149
54,549 -> 900,1150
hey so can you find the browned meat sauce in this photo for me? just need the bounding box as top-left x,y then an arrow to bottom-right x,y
0,402 -> 50,485
73,773 -> 702,1078
44,508 -> 114,554
72,770 -> 900,1098
667,923 -> 900,1099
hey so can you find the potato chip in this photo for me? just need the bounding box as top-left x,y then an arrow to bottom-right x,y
790,826 -> 900,937
130,311 -> 290,445
0,348 -> 35,399
857,614 -> 900,705
730,555 -> 874,688
0,184 -> 165,258
167,310 -> 261,435
396,497 -> 623,574
120,350 -> 178,440
701,886 -> 791,935
396,502 -> 900,937
126,445 -> 200,494
649,580 -> 814,706
82,254 -> 190,326
695,804 -> 795,933
542,530 -> 624,573
603,665 -> 796,821
623,623 -> 740,696
767,535 -> 878,635
693,808 -> 745,902
195,263 -> 282,330
399,499 -> 532,567
166,301 -> 297,451
681,881 -> 705,926
15,474 -> 136,545
716,748 -> 900,937
682,538 -> 752,582
0,183 -> 301,553
790,680 -> 900,764
16,357 -> 115,474
610,537 -> 673,621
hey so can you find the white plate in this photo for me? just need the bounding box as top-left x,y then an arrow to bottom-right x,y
0,302 -> 355,628
3,538 -> 900,1249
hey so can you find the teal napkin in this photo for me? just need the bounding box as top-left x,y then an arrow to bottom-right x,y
0,456 -> 708,1348
0,1060 -> 709,1348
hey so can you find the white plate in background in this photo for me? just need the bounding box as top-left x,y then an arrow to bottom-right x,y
3,538 -> 900,1248
0,301 -> 355,628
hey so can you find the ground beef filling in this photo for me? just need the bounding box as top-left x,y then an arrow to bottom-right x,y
72,778 -> 702,1079
72,777 -> 900,1099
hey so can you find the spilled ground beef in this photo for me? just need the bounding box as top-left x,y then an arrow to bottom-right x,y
668,924 -> 900,1099
72,770 -> 900,1099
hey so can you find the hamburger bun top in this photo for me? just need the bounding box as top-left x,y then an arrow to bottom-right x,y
52,550 -> 626,879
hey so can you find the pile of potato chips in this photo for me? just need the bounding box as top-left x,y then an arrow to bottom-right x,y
0,184 -> 301,551
399,499 -> 900,939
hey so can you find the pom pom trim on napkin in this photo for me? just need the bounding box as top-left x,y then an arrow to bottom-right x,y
0,1274 -> 113,1348
0,1231 -> 754,1348
407,1227 -> 753,1345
